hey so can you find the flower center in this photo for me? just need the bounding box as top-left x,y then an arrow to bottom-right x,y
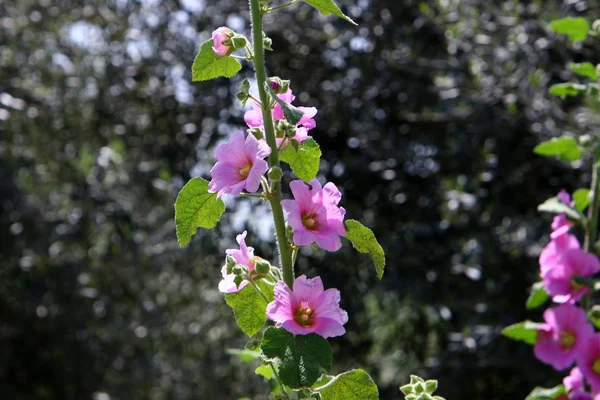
302,213 -> 319,231
239,164 -> 252,180
294,301 -> 314,327
593,358 -> 600,375
559,331 -> 575,349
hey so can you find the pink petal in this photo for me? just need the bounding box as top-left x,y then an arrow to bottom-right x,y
292,275 -> 324,303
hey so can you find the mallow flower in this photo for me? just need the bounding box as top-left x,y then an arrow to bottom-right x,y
539,233 -> 580,276
542,248 -> 600,304
281,179 -> 346,252
266,275 -> 348,338
218,231 -> 254,293
552,190 -> 573,237
564,367 -> 586,394
534,304 -> 594,370
212,27 -> 234,56
208,131 -> 271,197
578,334 -> 600,391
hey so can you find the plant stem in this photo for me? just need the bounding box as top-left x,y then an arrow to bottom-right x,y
587,161 -> 600,252
248,278 -> 270,303
249,0 -> 294,288
269,362 -> 291,399
266,0 -> 300,13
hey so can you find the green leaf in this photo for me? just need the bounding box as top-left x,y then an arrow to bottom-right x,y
280,137 -> 322,182
533,137 -> 578,159
569,62 -> 598,80
226,348 -> 262,362
174,177 -> 226,247
501,320 -> 540,345
573,188 -> 591,211
303,0 -> 357,25
525,385 -> 566,400
191,40 -> 242,81
225,281 -> 274,337
344,219 -> 386,279
549,17 -> 590,42
537,197 -> 584,221
549,82 -> 587,98
261,327 -> 332,389
314,369 -> 379,400
255,364 -> 275,380
526,282 -> 549,310
265,84 -> 304,125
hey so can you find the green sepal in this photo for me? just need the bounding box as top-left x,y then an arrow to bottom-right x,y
260,327 -> 332,389
549,17 -> 589,42
501,320 -> 540,345
313,369 -> 379,400
344,219 -> 385,279
303,0 -> 357,26
174,177 -> 226,247
225,281 -> 274,337
280,137 -> 322,182
191,40 -> 242,81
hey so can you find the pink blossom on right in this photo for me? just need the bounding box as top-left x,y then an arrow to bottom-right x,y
542,248 -> 600,304
578,334 -> 600,391
211,27 -> 234,56
281,179 -> 346,252
208,131 -> 271,198
534,304 -> 594,370
266,275 -> 348,338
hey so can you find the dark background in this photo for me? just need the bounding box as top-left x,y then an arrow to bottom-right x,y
2,0 -> 600,399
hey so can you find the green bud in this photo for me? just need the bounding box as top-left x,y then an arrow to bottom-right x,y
263,36 -> 273,51
268,166 -> 283,182
248,127 -> 264,140
255,259 -> 271,275
400,384 -> 414,395
231,34 -> 247,50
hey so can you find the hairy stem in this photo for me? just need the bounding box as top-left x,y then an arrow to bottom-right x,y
249,0 -> 294,287
587,162 -> 600,251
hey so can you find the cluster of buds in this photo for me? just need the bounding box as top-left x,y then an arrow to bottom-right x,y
400,375 -> 445,400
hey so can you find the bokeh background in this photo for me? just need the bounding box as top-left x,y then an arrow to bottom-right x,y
2,0 -> 600,399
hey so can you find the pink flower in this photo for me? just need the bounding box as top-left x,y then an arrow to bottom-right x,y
565,367 -> 586,393
552,190 -> 574,237
542,248 -> 600,303
534,304 -> 594,370
218,231 -> 255,293
211,27 -> 234,56
578,334 -> 600,391
572,393 -> 594,400
266,275 -> 348,338
281,179 -> 346,252
539,233 -> 581,276
208,131 -> 271,197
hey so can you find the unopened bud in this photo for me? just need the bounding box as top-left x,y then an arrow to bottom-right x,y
255,259 -> 271,275
248,127 -> 264,140
268,166 -> 283,182
231,35 -> 247,50
263,36 -> 273,51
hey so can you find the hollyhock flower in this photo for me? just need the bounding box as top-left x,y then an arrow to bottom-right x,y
539,233 -> 580,276
212,27 -> 234,56
534,304 -> 594,370
218,231 -> 255,293
552,190 -> 574,237
578,334 -> 600,391
281,179 -> 346,252
208,131 -> 271,197
565,367 -> 586,393
571,393 -> 594,400
542,248 -> 600,303
266,275 -> 348,338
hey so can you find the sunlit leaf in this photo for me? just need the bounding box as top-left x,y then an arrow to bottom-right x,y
280,137 -> 321,182
549,17 -> 589,42
569,62 -> 598,80
526,282 -> 549,310
573,188 -> 591,212
314,369 -> 379,400
525,385 -> 566,400
225,281 -> 274,337
303,0 -> 357,25
344,220 -> 385,279
501,320 -> 540,345
191,40 -> 242,81
548,83 -> 586,98
537,197 -> 584,221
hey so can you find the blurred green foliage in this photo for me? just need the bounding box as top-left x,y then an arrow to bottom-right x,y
2,0 -> 600,399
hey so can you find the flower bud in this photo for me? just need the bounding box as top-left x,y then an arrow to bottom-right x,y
263,36 -> 273,51
248,127 -> 264,140
268,77 -> 290,94
231,34 -> 247,50
268,166 -> 283,182
212,27 -> 234,56
255,259 -> 271,275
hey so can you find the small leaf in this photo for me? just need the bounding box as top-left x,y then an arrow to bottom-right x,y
261,327 -> 332,389
255,364 -> 275,380
265,84 -> 304,125
280,137 -> 322,182
344,220 -> 386,279
191,40 -> 242,81
174,177 -> 226,247
549,17 -> 590,42
569,62 -> 598,80
533,137 -> 578,157
501,320 -> 540,345
226,348 -> 261,362
225,281 -> 274,337
537,197 -> 584,221
314,369 -> 379,400
237,79 -> 251,107
573,188 -> 591,212
526,282 -> 549,310
303,0 -> 357,25
549,82 -> 587,98
525,385 -> 566,400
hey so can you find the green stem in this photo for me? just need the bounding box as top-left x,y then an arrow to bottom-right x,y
582,161 -> 600,310
238,192 -> 266,199
247,278 -> 270,304
249,0 -> 294,288
269,362 -> 291,399
266,0 -> 300,13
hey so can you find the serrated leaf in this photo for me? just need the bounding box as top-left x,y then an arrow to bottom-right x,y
549,82 -> 587,98
537,197 -> 584,221
261,327 -> 332,389
314,369 -> 379,400
526,282 -> 549,310
501,320 -> 540,345
265,84 -> 304,125
174,177 -> 226,247
303,0 -> 357,25
525,385 -> 566,400
280,137 -> 321,182
573,188 -> 591,212
255,364 -> 275,379
225,281 -> 274,337
533,137 -> 578,157
191,40 -> 242,81
344,219 -> 385,279
550,17 -> 589,42
569,62 -> 598,80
